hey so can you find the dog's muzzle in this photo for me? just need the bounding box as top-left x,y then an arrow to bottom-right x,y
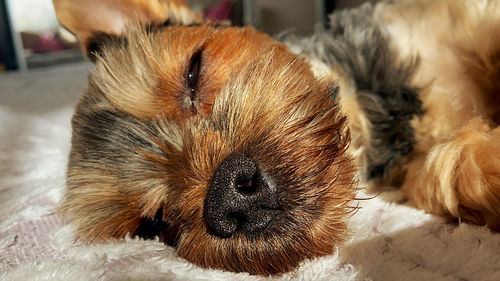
204,154 -> 282,238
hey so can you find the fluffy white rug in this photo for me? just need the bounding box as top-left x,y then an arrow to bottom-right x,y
1,62 -> 500,281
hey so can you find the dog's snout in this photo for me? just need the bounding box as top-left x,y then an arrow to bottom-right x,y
204,154 -> 281,238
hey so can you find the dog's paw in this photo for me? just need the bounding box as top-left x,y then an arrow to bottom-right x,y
404,118 -> 500,229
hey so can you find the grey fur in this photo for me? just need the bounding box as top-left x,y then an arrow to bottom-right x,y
283,3 -> 423,180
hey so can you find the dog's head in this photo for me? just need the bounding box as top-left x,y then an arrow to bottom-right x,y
55,0 -> 356,275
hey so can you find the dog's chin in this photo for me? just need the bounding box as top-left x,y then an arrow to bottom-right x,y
132,177 -> 352,276
155,178 -> 352,275
174,211 -> 343,275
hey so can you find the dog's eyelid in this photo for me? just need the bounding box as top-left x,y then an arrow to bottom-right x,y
187,48 -> 204,93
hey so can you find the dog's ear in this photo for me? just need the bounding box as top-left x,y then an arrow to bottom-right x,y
53,0 -> 201,61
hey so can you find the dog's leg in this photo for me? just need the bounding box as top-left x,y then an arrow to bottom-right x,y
403,117 -> 500,229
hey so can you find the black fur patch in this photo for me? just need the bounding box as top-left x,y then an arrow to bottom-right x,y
286,3 -> 424,180
69,87 -> 169,190
145,19 -> 175,33
326,3 -> 424,180
134,208 -> 179,246
146,21 -> 227,33
86,32 -> 127,63
68,84 -> 182,245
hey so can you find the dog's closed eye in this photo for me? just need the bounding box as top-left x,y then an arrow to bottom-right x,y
181,48 -> 204,113
187,49 -> 203,97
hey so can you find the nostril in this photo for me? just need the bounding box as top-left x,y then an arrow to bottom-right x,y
227,211 -> 248,231
235,173 -> 259,195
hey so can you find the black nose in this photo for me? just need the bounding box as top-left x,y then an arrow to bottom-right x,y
204,154 -> 281,238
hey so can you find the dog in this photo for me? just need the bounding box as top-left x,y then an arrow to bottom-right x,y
53,0 -> 500,276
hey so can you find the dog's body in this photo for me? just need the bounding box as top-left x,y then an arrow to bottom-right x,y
289,0 -> 500,229
53,0 -> 500,276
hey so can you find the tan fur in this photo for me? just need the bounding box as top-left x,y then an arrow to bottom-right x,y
62,35 -> 357,273
169,52 -> 356,274
404,118 -> 500,229
93,25 -> 277,119
375,0 -> 500,228
53,0 -> 201,54
54,0 -> 500,276
57,1 -> 357,275
309,60 -> 372,171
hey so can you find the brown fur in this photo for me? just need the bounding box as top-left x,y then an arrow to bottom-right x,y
93,25 -> 279,120
375,0 -> 500,230
56,0 -> 357,275
53,0 -> 201,54
53,0 -> 500,276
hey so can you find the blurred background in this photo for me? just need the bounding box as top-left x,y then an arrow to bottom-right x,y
0,0 -> 379,72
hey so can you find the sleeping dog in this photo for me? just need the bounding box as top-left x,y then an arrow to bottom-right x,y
53,0 -> 500,275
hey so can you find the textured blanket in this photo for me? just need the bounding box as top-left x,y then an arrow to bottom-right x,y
1,62 -> 500,281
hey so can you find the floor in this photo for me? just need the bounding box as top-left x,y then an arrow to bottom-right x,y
0,62 -> 90,115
